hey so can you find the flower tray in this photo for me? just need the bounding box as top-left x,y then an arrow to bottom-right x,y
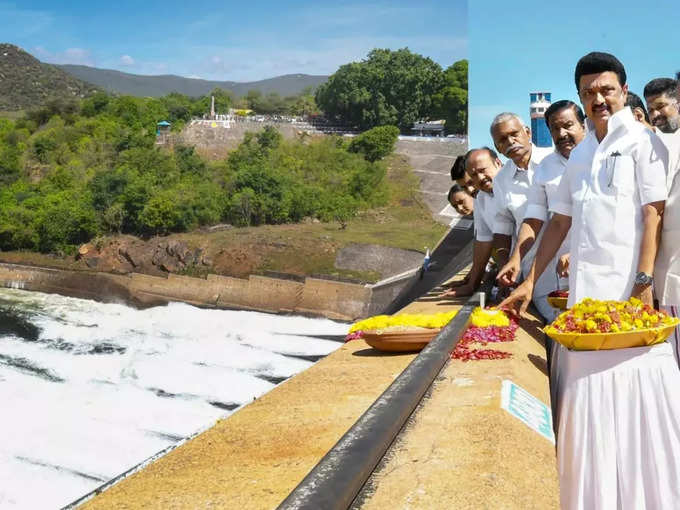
547,296 -> 568,310
544,320 -> 679,350
362,328 -> 441,352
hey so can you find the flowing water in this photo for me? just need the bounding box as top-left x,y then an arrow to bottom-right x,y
0,288 -> 347,509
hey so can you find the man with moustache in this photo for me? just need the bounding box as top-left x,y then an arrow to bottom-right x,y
443,147 -> 502,297
488,112 -> 552,313
497,100 -> 586,415
497,102 -> 586,320
644,78 -> 680,133
501,52 -> 680,510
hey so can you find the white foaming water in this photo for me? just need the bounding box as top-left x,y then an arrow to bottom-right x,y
0,288 -> 347,509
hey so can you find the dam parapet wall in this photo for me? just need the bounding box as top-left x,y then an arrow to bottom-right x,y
0,263 -> 386,321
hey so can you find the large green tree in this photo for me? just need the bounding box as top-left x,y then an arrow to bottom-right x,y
431,60 -> 468,134
315,48 -> 445,131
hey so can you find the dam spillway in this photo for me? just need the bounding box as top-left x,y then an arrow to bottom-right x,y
0,288 -> 347,509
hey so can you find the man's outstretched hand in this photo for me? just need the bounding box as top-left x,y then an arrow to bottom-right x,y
498,279 -> 534,316
497,257 -> 520,288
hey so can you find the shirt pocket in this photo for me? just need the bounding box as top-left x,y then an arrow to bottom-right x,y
609,154 -> 635,196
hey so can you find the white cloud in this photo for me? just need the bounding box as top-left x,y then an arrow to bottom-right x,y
119,55 -> 135,66
32,46 -> 95,66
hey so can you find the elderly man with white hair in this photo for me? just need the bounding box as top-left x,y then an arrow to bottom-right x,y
487,112 -> 553,319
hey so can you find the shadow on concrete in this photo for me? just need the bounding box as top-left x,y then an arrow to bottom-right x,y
519,312 -> 548,349
528,353 -> 548,377
384,227 -> 474,314
351,348 -> 417,357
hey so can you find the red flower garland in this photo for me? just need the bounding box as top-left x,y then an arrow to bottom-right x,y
451,317 -> 518,362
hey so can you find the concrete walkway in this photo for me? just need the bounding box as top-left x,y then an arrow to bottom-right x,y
394,139 -> 467,225
80,280 -> 557,509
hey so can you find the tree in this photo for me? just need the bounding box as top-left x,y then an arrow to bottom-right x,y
348,125 -> 400,162
315,48 -> 444,131
431,60 -> 468,134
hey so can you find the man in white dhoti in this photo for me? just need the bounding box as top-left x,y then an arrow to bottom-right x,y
487,113 -> 552,318
500,52 -> 680,510
443,148 -> 502,297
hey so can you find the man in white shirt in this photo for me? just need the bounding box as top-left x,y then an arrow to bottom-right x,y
487,112 -> 552,317
654,79 -> 680,366
497,102 -> 586,320
501,54 -> 667,310
500,51 -> 679,510
443,147 -> 502,297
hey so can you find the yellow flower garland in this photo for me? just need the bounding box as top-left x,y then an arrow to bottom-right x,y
469,307 -> 510,328
348,310 -> 458,333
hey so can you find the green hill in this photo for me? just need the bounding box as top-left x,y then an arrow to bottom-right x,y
57,64 -> 328,98
0,44 -> 97,111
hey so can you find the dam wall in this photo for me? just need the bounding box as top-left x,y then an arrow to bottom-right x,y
0,263 -> 388,321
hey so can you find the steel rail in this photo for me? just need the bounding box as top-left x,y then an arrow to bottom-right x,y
276,293 -> 483,510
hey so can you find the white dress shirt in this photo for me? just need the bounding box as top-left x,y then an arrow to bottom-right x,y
552,107 -> 669,306
525,150 -> 571,260
655,130 -> 680,306
473,191 -> 496,243
492,145 -> 554,299
654,129 -> 680,186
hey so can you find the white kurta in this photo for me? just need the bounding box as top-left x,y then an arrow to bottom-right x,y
655,129 -> 680,306
551,107 -> 669,307
492,145 -> 555,318
525,150 -> 571,261
549,108 -> 680,510
655,129 -> 680,366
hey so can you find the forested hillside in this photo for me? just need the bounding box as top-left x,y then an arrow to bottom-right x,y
58,64 -> 327,98
0,90 -> 396,254
0,44 -> 97,111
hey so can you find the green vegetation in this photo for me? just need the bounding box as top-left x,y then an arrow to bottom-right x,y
348,126 -> 400,162
0,44 -> 97,111
315,48 -> 468,133
0,93 -> 393,254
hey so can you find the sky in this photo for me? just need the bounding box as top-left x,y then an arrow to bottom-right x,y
0,0 -> 466,82
469,0 -> 680,149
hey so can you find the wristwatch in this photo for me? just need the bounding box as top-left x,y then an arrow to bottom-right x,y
634,271 -> 653,287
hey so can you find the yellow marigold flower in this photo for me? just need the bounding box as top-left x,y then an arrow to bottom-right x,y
634,319 -> 644,328
348,310 -> 458,333
611,324 -> 620,332
585,319 -> 598,331
470,307 -> 510,328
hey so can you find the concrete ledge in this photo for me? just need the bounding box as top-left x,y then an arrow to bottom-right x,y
0,263 -> 375,320
296,277 -> 372,319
